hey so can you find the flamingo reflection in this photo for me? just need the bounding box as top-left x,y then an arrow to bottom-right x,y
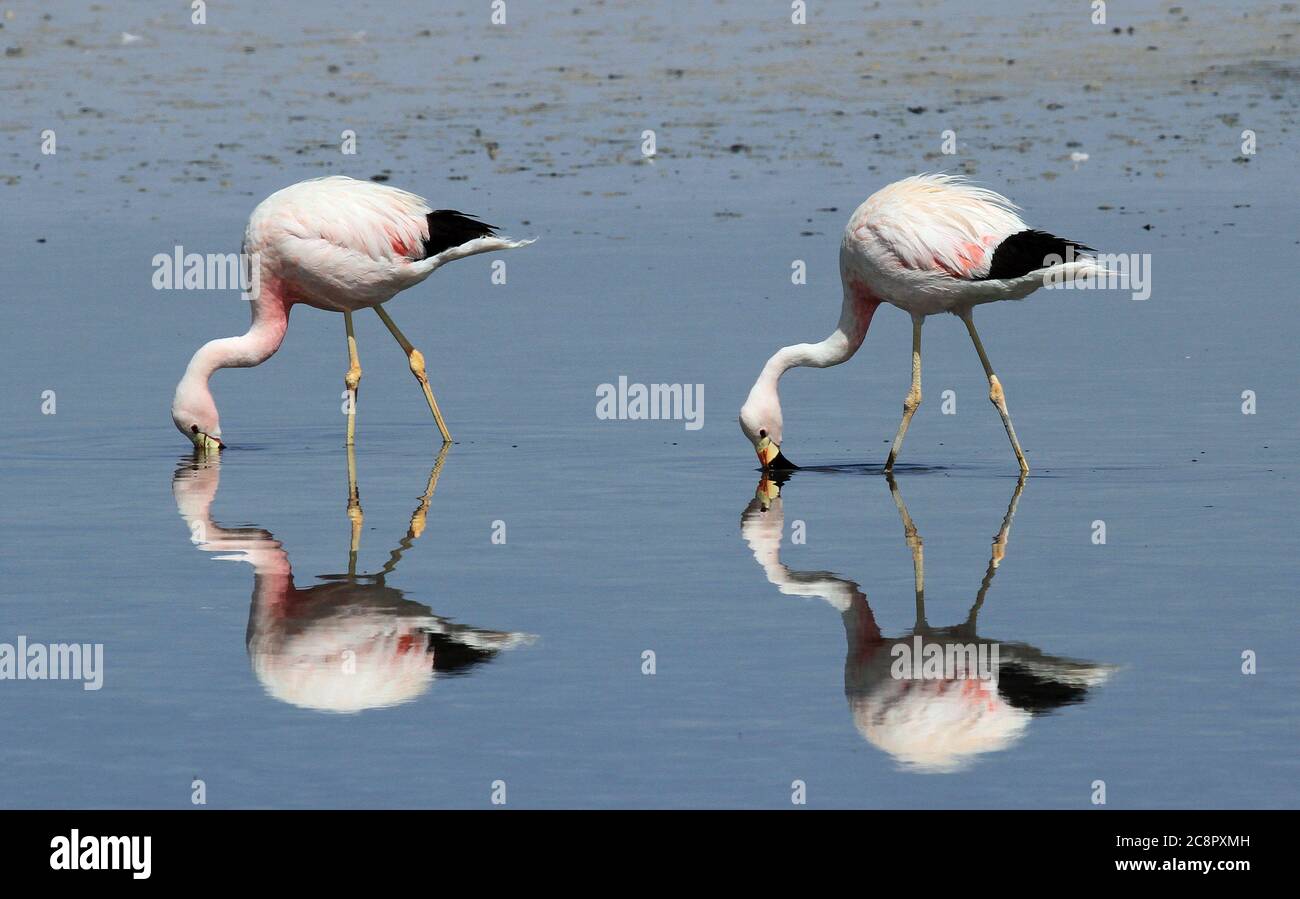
741,475 -> 1113,773
173,447 -> 533,713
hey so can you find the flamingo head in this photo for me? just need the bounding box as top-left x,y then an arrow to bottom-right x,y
172,378 -> 224,453
739,391 -> 795,471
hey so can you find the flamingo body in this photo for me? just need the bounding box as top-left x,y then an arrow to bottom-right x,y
172,176 -> 532,449
245,176 -> 513,313
740,173 -> 1098,471
841,174 -> 1095,316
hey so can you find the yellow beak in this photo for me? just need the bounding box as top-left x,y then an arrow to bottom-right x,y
194,432 -> 224,453
756,436 -> 780,467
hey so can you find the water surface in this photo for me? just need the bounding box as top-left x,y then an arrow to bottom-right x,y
1,0 -> 1296,808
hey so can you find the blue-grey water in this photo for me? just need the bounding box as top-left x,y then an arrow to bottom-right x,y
1,0 -> 1297,807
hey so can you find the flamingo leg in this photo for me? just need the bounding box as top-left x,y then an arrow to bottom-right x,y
346,440 -> 363,577
884,315 -> 924,471
343,313 -> 363,571
344,311 -> 362,446
960,310 -> 1029,474
373,304 -> 453,444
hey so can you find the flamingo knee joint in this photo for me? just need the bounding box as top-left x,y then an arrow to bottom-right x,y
407,348 -> 427,381
988,375 -> 1005,407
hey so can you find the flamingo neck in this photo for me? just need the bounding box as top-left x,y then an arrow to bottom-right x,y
176,280 -> 292,404
190,290 -> 290,375
755,279 -> 880,392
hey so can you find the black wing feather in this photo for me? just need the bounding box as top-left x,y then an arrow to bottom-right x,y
422,210 -> 498,258
981,229 -> 1094,281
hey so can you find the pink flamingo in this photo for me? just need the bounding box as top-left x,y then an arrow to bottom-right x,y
171,176 -> 533,451
739,173 -> 1100,473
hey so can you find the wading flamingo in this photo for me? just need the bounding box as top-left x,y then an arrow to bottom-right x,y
171,176 -> 533,451
739,173 -> 1099,473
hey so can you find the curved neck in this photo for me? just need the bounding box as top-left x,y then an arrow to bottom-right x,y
176,278 -> 291,406
187,286 -> 290,378
754,278 -> 880,393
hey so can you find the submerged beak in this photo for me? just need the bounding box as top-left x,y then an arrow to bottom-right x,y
193,432 -> 225,453
755,436 -> 797,471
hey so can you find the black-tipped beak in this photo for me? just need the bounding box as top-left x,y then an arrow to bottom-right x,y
767,449 -> 798,471
755,436 -> 797,472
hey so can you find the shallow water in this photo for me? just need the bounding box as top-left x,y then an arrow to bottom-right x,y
1,1 -> 1297,807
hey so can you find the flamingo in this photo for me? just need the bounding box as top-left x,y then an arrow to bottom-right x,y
171,176 -> 533,451
739,173 -> 1100,473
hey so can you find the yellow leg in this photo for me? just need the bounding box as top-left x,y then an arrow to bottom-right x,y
344,311 -> 362,447
885,315 -> 923,471
346,440 -> 363,577
960,310 -> 1029,474
373,304 -> 452,444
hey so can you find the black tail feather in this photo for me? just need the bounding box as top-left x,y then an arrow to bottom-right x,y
422,210 -> 498,258
981,229 -> 1094,281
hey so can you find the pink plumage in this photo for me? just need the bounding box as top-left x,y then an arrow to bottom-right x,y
741,173 -> 1099,473
851,174 -> 1024,278
246,176 -> 520,312
172,176 -> 533,450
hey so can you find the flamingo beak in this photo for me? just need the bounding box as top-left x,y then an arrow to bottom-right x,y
756,436 -> 796,471
194,432 -> 225,453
